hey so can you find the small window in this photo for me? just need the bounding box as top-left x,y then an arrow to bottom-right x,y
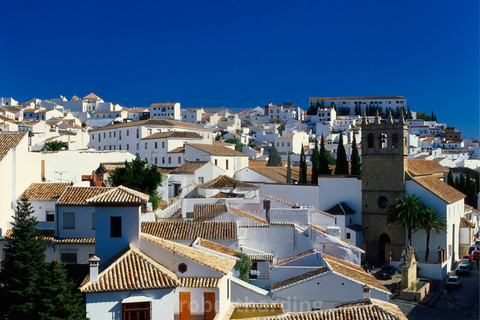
145,143 -> 147,149
178,263 -> 187,273
215,159 -> 217,166
226,160 -> 229,170
162,157 -> 165,164
168,157 -> 171,164
155,142 -> 158,148
46,211 -> 55,222
123,302 -> 151,320
368,133 -> 374,148
198,177 -> 204,184
346,233 -> 351,239
61,253 -> 77,264
155,157 -> 158,164
178,156 -> 181,164
126,129 -> 129,136
110,216 -> 122,238
162,141 -> 165,148
378,196 -> 388,209
63,212 -> 75,229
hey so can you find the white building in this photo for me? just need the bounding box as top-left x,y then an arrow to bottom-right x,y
0,97 -> 18,107
274,132 -> 309,154
309,96 -> 407,116
150,102 -> 181,120
182,107 -> 205,124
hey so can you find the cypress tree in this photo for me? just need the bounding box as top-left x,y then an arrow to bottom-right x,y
267,145 -> 282,166
299,145 -> 307,184
319,134 -> 331,174
286,153 -> 292,184
311,139 -> 319,185
447,169 -> 454,187
334,133 -> 349,175
460,173 -> 467,194
350,134 -> 361,175
454,176 -> 460,189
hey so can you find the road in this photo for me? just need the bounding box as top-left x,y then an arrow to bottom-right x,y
391,262 -> 480,320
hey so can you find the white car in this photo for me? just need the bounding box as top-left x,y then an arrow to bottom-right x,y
446,275 -> 461,288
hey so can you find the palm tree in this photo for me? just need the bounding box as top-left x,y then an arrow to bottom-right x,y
418,208 -> 447,262
387,193 -> 424,246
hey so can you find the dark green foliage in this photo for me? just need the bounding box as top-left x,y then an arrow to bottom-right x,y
334,134 -> 349,175
387,193 -> 424,246
42,140 -> 66,151
277,122 -> 285,136
447,169 -> 454,187
225,138 -> 244,152
299,145 -> 307,184
350,134 -> 361,175
107,154 -> 163,209
0,197 -> 87,320
319,134 -> 331,174
459,172 -> 466,194
267,145 -> 282,167
286,153 -> 292,184
234,252 -> 252,282
306,103 -> 318,116
311,139 -> 319,185
416,111 -> 436,121
454,176 -> 459,189
406,106 -> 413,119
81,122 -> 86,127
418,208 -> 446,262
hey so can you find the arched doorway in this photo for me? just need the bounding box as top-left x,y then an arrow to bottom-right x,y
378,233 -> 391,265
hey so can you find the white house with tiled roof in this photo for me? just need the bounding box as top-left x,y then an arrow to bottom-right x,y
150,102 -> 181,120
0,132 -> 41,234
182,107 -> 205,124
309,96 -> 406,116
274,131 -> 309,154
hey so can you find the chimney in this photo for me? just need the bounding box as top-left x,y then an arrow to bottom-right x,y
89,255 -> 101,282
326,226 -> 341,238
363,285 -> 371,299
263,200 -> 271,224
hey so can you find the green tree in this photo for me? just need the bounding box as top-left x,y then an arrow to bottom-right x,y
350,134 -> 361,175
286,153 -> 292,184
225,138 -> 244,152
277,122 -> 286,136
334,134 -> 349,175
234,252 -> 252,282
267,145 -> 282,167
311,139 -> 319,185
0,197 -> 87,320
418,207 -> 446,262
447,169 -> 454,187
459,172 -> 466,194
299,145 -> 307,184
319,134 -> 331,175
107,154 -> 163,210
406,106 -> 413,120
387,193 -> 423,246
306,102 -> 317,115
42,140 -> 66,151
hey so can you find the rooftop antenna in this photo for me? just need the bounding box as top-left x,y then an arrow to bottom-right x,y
55,170 -> 68,183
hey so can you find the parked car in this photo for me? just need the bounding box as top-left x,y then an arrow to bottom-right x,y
472,250 -> 480,261
459,258 -> 471,267
468,245 -> 478,255
455,263 -> 470,276
446,275 -> 461,288
461,254 -> 473,263
378,266 -> 397,279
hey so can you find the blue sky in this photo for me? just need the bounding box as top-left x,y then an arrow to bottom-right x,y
1,0 -> 478,138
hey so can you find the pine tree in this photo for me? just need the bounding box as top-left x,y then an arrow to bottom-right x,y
267,145 -> 282,166
286,153 -> 292,184
319,134 -> 331,174
0,197 -> 47,319
334,133 -> 349,175
406,106 -> 413,120
299,145 -> 307,184
350,134 -> 361,175
311,139 -> 319,185
447,169 -> 454,187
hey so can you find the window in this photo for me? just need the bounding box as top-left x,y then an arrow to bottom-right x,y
110,217 -> 122,238
61,253 -> 77,264
126,129 -> 129,136
155,142 -> 158,148
119,131 -> 122,140
145,142 -> 147,149
162,141 -> 165,148
136,143 -> 139,150
346,233 -> 351,239
92,213 -> 95,230
63,212 -> 75,229
123,302 -> 150,320
392,133 -> 399,149
119,145 -> 122,150
178,156 -> 181,164
226,160 -> 229,170
155,157 -> 157,164
46,211 -> 55,222
215,159 -> 217,166
377,196 -> 388,209
368,133 -> 374,148
114,131 -> 116,137
136,129 -> 139,138
92,134 -> 94,140
178,263 -> 187,273
103,132 -> 106,139
109,132 -> 111,138
162,157 -> 165,164
168,157 -> 171,164
126,144 -> 129,150
198,177 -> 204,184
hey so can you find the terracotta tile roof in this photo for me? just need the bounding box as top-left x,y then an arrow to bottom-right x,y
2,229 -> 94,244
0,114 -> 19,123
187,143 -> 248,157
210,191 -> 242,198
194,203 -> 228,221
198,175 -> 259,189
270,267 -> 329,291
309,96 -> 405,101
168,146 -> 185,153
83,92 -> 102,100
248,253 -> 275,261
141,221 -> 237,240
233,303 -> 284,310
276,133 -> 295,139
150,102 -> 177,107
274,249 -> 316,266
179,277 -> 219,288
21,182 -> 73,200
195,238 -> 240,257
0,132 -> 26,161
96,162 -> 125,174
141,131 -> 203,140
80,245 -> 179,293
334,298 -> 407,320
140,233 -> 236,274
86,186 -> 149,204
90,118 -> 211,132
57,187 -> 113,205
323,253 -> 389,293
171,161 -> 208,174
413,176 -> 465,204
407,159 -> 448,177
325,202 -> 356,215
309,224 -> 362,249
228,206 -> 268,224
460,217 -> 475,228
261,193 -> 297,207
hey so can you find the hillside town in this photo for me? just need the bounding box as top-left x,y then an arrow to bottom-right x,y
0,93 -> 479,320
